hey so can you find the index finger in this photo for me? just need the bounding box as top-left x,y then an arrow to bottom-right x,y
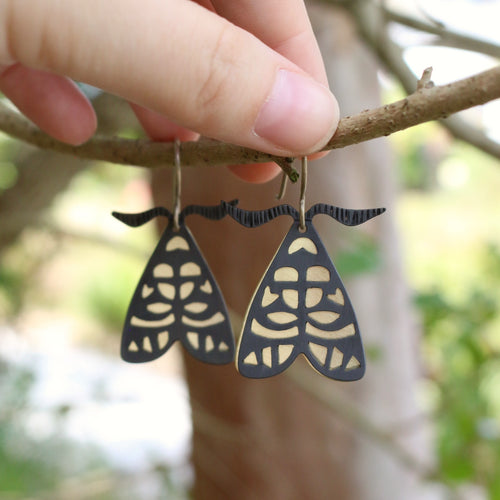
210,0 -> 333,181
211,0 -> 328,84
1,0 -> 338,157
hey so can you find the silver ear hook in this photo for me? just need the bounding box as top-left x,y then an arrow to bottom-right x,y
276,171 -> 288,200
173,139 -> 182,231
299,156 -> 308,231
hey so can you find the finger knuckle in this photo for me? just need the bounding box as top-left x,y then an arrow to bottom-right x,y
193,23 -> 237,128
1,1 -> 73,71
1,0 -> 24,63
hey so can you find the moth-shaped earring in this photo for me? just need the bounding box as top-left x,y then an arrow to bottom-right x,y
112,141 -> 235,364
223,158 -> 385,380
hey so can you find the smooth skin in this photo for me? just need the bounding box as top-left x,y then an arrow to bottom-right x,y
0,0 -> 339,183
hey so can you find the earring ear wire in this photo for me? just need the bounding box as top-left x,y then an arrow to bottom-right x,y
299,156 -> 308,231
276,171 -> 288,200
173,139 -> 182,231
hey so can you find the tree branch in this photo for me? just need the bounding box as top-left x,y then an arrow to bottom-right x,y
0,64 -> 499,180
323,65 -> 500,151
0,102 -> 297,179
346,0 -> 500,160
383,7 -> 500,59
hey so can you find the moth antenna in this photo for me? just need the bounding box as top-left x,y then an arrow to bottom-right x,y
222,202 -> 298,228
112,207 -> 172,227
306,204 -> 386,226
181,199 -> 239,223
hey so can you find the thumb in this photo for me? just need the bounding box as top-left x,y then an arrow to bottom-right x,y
2,0 -> 339,156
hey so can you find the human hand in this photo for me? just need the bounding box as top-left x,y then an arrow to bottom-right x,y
0,0 -> 339,182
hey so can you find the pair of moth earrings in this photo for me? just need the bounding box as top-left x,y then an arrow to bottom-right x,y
113,145 -> 385,381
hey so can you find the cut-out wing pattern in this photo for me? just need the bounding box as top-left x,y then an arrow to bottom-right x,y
224,202 -> 385,380
112,202 -> 235,364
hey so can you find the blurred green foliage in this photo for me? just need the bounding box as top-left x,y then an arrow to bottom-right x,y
0,75 -> 498,497
392,114 -> 500,496
0,265 -> 26,317
334,234 -> 382,278
79,256 -> 143,332
0,360 -> 109,498
0,160 -> 18,191
0,356 -> 187,500
0,159 -> 189,499
416,244 -> 500,495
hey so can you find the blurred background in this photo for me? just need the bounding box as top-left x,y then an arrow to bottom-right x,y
1,0 -> 500,499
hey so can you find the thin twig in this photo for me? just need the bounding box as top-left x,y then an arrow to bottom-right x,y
416,67 -> 434,90
42,223 -> 149,259
0,103 -> 297,179
348,0 -> 500,159
323,64 -> 500,151
286,366 -> 470,500
383,7 -> 500,59
0,64 -> 499,180
286,366 -> 436,479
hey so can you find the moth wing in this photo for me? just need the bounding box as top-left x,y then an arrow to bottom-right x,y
120,225 -> 178,363
236,226 -> 303,378
121,225 -> 234,364
237,222 -> 365,380
299,223 -> 365,381
176,226 -> 235,364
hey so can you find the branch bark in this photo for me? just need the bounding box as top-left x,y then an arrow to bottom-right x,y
346,0 -> 500,160
0,64 -> 499,180
323,65 -> 500,150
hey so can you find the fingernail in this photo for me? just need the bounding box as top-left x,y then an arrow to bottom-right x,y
254,69 -> 339,154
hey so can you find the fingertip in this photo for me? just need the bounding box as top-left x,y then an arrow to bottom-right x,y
308,150 -> 331,160
228,162 -> 282,183
252,70 -> 339,156
58,100 -> 97,145
130,104 -> 200,142
0,64 -> 97,145
36,92 -> 97,146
